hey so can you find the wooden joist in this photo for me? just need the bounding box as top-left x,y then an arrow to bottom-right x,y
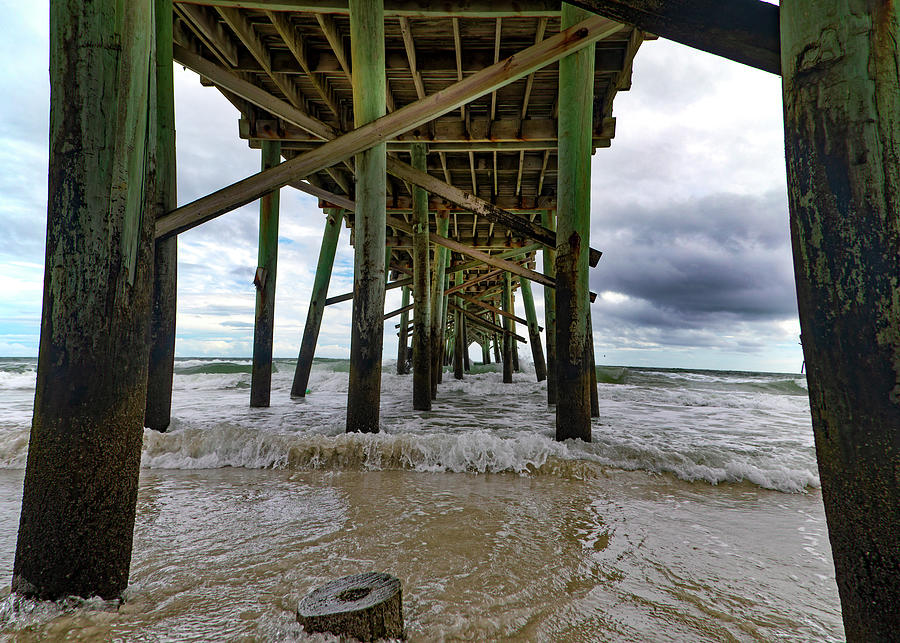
156,14 -> 624,237
175,0 -> 563,17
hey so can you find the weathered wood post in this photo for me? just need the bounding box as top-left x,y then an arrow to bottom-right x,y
781,3 -> 900,638
291,208 -> 343,397
554,3 -> 594,441
510,290 -> 520,372
250,140 -> 281,408
502,273 -> 514,383
588,309 -> 599,417
397,285 -> 410,374
519,277 -> 547,381
493,331 -> 501,363
430,213 -> 450,398
542,210 -> 558,403
145,0 -> 177,432
346,0 -> 386,433
482,342 -> 491,365
410,143 -> 432,408
453,299 -> 465,380
13,0 -> 155,599
462,313 -> 470,372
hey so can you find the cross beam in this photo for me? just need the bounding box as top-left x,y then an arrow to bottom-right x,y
156,14 -> 624,237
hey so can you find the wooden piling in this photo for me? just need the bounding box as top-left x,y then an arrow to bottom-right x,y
292,208 -> 343,397
510,290 -> 520,372
13,0 -> 155,600
462,313 -> 470,372
145,0 -> 177,431
780,3 -> 900,637
410,143 -> 432,409
493,332 -> 502,363
482,343 -> 491,365
250,140 -> 281,408
519,278 -> 547,382
397,285 -> 410,374
554,3 -> 595,442
453,301 -> 465,380
430,213 -> 450,398
588,310 -> 599,417
346,0 -> 386,433
541,210 -> 558,404
502,273 -> 514,383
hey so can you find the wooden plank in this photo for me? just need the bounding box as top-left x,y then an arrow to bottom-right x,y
156,14 -> 624,238
570,0 -> 780,74
176,0 -> 563,16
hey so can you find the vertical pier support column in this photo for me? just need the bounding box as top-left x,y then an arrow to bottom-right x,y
780,3 -> 900,638
292,208 -> 343,397
453,300 -> 465,380
397,285 -> 410,374
430,213 -> 450,398
542,210 -> 558,403
493,332 -> 502,363
13,0 -> 155,600
519,278 -> 547,382
250,140 -> 281,407
510,291 -> 520,372
588,309 -> 599,417
502,273 -> 514,383
482,343 -> 491,365
411,143 -> 432,409
462,314 -> 470,373
146,0 -> 178,431
554,3 -> 594,442
346,0 -> 386,433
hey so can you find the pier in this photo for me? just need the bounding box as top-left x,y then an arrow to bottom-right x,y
11,1 -> 899,640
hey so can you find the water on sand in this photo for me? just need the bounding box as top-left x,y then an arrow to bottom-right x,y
0,358 -> 843,641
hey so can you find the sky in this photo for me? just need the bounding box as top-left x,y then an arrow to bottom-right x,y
0,2 -> 802,373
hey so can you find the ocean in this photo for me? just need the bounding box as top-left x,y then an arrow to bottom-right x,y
0,357 -> 843,641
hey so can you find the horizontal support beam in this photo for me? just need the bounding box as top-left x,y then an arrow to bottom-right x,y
244,116 -> 616,144
386,215 -> 555,289
444,268 -> 504,296
449,244 -> 542,274
386,156 -> 602,267
457,291 -> 534,330
326,276 -> 412,306
449,302 -> 526,343
570,0 -> 780,74
384,302 -> 414,321
156,14 -> 624,237
175,0 -> 563,17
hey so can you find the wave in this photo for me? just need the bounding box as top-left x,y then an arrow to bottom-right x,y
139,425 -> 819,493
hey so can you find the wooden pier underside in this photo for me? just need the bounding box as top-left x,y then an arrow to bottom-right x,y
169,0 -> 648,324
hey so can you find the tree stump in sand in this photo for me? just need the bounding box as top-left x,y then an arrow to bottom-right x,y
297,572 -> 403,641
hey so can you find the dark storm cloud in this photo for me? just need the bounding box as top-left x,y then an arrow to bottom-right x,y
590,189 -> 798,336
